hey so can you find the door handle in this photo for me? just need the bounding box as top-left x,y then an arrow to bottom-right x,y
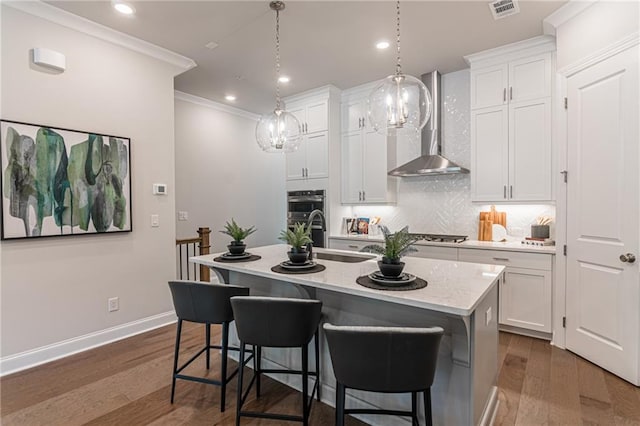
348,245 -> 359,249
510,185 -> 513,198
305,168 -> 309,177
503,88 -> 506,102
362,190 -> 365,201
492,257 -> 510,262
620,253 -> 636,263
503,185 -> 507,199
509,87 -> 513,100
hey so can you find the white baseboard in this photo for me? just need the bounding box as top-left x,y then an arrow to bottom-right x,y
0,311 -> 177,376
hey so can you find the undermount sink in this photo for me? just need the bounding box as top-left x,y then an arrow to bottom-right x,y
314,251 -> 375,263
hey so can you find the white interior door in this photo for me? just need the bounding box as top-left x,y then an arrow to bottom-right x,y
566,46 -> 639,385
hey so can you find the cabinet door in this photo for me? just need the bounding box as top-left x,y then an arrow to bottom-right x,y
305,99 -> 328,133
471,64 -> 507,109
341,131 -> 364,203
362,130 -> 389,203
288,104 -> 305,130
509,53 -> 551,103
471,106 -> 509,201
409,245 -> 458,261
305,131 -> 329,179
286,143 -> 307,181
329,238 -> 368,252
500,267 -> 552,333
509,98 -> 552,201
342,98 -> 365,133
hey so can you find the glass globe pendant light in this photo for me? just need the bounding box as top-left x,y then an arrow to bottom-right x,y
368,0 -> 432,136
256,1 -> 302,153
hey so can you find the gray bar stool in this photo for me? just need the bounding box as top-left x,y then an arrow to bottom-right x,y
230,296 -> 322,426
323,324 -> 444,426
168,280 -> 251,412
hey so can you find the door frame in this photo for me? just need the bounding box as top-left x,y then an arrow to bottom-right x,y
554,33 -> 640,351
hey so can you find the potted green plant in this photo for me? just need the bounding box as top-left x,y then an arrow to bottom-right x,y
279,223 -> 313,264
361,226 -> 418,277
220,219 -> 256,255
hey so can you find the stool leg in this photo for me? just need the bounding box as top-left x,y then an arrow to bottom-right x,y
424,388 -> 433,426
412,391 -> 418,426
170,319 -> 182,403
336,382 -> 346,426
302,345 -> 309,426
314,330 -> 321,401
255,345 -> 262,398
220,322 -> 229,412
236,342 -> 245,426
205,323 -> 211,370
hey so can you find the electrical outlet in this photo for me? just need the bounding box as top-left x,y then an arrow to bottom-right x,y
485,306 -> 492,326
178,211 -> 188,221
151,214 -> 160,227
108,297 -> 119,312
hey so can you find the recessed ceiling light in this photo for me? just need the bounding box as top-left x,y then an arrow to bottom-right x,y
113,1 -> 135,15
278,76 -> 290,83
376,41 -> 390,50
205,41 -> 219,50
225,95 -> 236,101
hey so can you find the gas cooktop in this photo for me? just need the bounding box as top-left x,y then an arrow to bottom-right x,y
408,233 -> 469,243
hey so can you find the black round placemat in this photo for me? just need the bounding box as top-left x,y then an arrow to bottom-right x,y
214,254 -> 262,263
356,275 -> 428,291
271,264 -> 326,274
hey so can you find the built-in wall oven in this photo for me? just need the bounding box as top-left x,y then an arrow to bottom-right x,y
287,190 -> 325,247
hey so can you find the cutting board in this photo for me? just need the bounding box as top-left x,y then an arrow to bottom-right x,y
478,206 -> 507,241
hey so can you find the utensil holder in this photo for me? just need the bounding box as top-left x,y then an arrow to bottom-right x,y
531,225 -> 550,239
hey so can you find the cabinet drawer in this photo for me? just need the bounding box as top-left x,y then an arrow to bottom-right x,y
409,245 -> 458,261
328,238 -> 370,252
458,248 -> 552,271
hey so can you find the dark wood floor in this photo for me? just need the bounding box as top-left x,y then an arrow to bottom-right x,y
1,323 -> 639,425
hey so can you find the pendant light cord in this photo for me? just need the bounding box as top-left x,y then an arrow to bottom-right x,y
275,8 -> 281,110
395,0 -> 402,76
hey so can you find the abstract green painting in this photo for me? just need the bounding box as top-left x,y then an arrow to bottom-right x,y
1,120 -> 132,240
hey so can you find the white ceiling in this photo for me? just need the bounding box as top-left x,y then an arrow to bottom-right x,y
47,1 -> 567,114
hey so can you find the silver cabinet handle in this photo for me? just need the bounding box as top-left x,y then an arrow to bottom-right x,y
305,123 -> 308,133
362,190 -> 365,201
620,253 -> 636,263
305,167 -> 309,177
302,168 -> 305,177
503,88 -> 506,102
510,185 -> 513,198
493,257 -> 510,262
509,87 -> 513,100
503,185 -> 507,199
348,245 -> 359,249
358,191 -> 362,201
358,117 -> 362,128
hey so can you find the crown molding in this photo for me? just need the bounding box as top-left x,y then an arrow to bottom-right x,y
464,35 -> 556,67
558,32 -> 639,77
174,91 -> 260,121
3,1 -> 196,73
543,0 -> 598,36
283,84 -> 341,105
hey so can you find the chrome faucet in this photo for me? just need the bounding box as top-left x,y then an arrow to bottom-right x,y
306,209 -> 326,261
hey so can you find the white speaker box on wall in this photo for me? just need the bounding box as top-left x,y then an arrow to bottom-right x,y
32,48 -> 66,71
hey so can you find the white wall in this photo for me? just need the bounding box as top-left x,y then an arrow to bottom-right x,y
174,95 -> 286,253
556,1 -> 639,70
0,6 -> 182,366
349,69 -> 556,239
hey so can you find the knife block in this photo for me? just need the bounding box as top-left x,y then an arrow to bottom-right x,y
478,206 -> 507,241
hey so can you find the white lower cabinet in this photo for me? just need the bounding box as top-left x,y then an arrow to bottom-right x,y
328,238 -> 370,252
409,245 -> 458,261
458,248 -> 553,335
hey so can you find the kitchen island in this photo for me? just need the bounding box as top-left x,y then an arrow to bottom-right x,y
191,244 -> 504,425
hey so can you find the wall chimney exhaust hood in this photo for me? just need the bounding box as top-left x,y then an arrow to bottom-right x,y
388,71 -> 470,177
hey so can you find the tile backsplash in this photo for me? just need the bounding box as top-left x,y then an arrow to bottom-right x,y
348,69 -> 556,240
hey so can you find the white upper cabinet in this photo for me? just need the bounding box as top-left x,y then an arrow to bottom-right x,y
284,87 -> 338,182
340,85 -> 397,204
342,97 -> 371,133
466,36 -> 555,202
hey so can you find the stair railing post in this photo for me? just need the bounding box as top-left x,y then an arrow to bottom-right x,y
197,227 -> 211,282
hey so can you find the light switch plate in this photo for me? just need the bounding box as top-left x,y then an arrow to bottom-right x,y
151,214 -> 160,227
178,211 -> 188,221
485,307 -> 492,326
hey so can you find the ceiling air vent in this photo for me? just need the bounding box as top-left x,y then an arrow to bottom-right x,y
488,0 -> 520,20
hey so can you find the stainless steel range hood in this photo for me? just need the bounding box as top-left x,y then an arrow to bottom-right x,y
388,71 -> 469,177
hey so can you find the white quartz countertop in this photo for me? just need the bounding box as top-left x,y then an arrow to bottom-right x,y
190,244 -> 504,317
329,234 -> 557,254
